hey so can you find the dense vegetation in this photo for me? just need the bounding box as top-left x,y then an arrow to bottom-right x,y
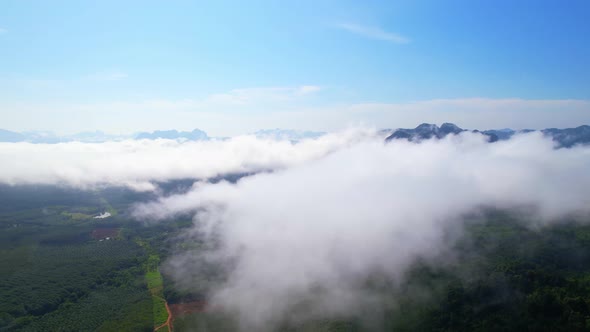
3,184 -> 590,331
0,185 -> 185,331
16,286 -> 153,332
173,211 -> 590,332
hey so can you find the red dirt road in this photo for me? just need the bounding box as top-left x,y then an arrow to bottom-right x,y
154,299 -> 173,332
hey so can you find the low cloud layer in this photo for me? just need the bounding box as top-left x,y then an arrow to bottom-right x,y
0,129 -> 373,191
4,129 -> 590,329
133,132 -> 590,329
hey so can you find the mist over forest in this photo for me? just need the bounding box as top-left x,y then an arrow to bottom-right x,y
2,1 -> 590,331
1,127 -> 590,331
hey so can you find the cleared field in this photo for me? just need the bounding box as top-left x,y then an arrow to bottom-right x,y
153,296 -> 168,326
146,270 -> 164,291
146,269 -> 170,329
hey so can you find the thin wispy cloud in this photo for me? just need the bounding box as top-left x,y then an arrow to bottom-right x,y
335,23 -> 409,44
206,85 -> 321,105
297,85 -> 322,95
87,70 -> 128,81
0,28 -> 8,34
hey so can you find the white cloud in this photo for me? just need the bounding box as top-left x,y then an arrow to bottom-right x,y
0,128 -> 374,190
0,28 -> 7,34
335,23 -> 409,43
132,132 -> 590,329
2,126 -> 590,329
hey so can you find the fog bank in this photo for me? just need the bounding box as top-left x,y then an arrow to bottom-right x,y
133,131 -> 590,329
0,128 -> 374,191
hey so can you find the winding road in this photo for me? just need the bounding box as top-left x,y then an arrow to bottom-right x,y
154,297 -> 173,332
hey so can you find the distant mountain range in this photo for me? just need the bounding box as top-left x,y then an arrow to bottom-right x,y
134,129 -> 208,141
2,125 -> 589,147
0,129 -> 209,143
254,129 -> 325,141
385,123 -> 590,148
0,128 -> 322,143
0,129 -> 127,143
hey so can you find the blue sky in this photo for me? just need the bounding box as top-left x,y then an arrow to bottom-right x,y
1,0 -> 589,135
